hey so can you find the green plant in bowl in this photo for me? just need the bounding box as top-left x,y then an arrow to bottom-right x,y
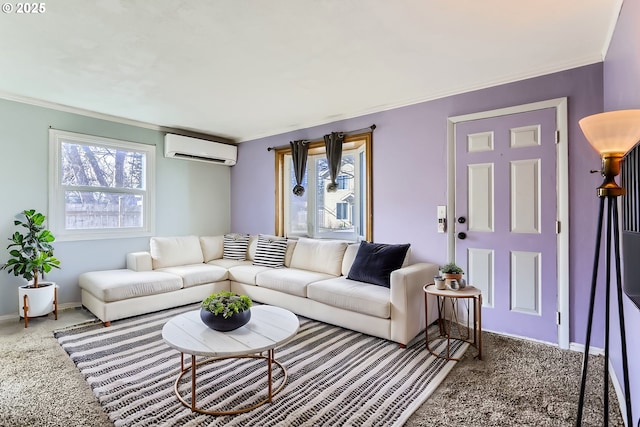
201,291 -> 252,319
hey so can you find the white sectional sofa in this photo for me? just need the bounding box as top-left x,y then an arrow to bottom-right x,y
79,235 -> 439,346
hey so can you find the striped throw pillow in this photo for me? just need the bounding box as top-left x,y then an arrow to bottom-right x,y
223,233 -> 250,260
253,235 -> 288,268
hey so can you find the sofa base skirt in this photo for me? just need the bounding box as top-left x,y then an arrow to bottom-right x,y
82,281 -> 230,323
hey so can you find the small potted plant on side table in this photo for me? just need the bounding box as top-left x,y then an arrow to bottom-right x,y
200,291 -> 252,331
1,209 -> 61,327
440,262 -> 465,290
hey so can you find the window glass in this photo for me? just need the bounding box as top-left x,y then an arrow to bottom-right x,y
287,161 -> 308,235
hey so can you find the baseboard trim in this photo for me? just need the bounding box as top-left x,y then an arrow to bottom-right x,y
482,327 -> 559,348
607,358 -> 629,427
569,342 -> 605,356
0,302 -> 82,324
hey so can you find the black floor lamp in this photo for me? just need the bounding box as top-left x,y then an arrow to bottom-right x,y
576,110 -> 640,426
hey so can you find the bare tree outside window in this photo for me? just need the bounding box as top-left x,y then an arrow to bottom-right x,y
60,143 -> 145,229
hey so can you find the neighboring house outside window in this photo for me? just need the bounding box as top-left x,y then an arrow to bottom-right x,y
337,175 -> 349,190
48,129 -> 155,241
336,202 -> 349,220
275,132 -> 372,242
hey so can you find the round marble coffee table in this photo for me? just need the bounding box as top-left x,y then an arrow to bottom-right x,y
162,305 -> 299,415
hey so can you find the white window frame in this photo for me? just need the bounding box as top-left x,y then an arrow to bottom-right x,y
48,129 -> 156,241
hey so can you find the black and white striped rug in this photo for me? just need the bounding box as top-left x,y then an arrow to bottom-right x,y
55,305 -> 467,426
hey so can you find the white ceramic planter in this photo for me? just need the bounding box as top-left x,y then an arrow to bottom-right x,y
18,282 -> 56,317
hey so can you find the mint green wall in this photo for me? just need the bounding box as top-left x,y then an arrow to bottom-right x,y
0,98 -> 231,317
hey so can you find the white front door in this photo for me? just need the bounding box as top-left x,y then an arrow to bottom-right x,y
447,99 -> 569,347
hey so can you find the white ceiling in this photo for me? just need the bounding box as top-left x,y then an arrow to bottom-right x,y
0,1 -> 621,142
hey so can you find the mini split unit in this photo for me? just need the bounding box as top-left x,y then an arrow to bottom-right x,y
164,133 -> 237,166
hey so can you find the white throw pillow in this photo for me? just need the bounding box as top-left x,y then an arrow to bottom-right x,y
199,235 -> 224,262
290,238 -> 348,276
150,236 -> 204,269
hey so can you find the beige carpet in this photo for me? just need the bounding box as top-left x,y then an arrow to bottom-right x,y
0,307 -> 624,426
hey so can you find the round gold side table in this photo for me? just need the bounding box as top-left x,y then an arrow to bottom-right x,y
423,284 -> 482,361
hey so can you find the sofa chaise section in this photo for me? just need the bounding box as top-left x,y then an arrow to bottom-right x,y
79,236 -> 230,326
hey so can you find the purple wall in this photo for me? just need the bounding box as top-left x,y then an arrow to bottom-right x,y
231,64 -> 606,349
603,0 -> 640,423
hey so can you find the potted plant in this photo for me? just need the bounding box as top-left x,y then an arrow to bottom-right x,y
200,291 -> 252,331
1,209 -> 61,320
440,262 -> 464,289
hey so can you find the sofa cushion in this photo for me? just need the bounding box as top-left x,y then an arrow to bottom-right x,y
341,244 -> 360,276
284,239 -> 297,267
150,236 -> 204,269
247,235 -> 258,260
156,264 -> 228,288
253,235 -> 288,268
208,259 -> 252,269
290,238 -> 348,276
307,277 -> 391,319
200,235 -> 224,262
79,269 -> 183,302
228,264 -> 272,285
347,241 -> 410,288
223,233 -> 250,260
256,268 -> 334,297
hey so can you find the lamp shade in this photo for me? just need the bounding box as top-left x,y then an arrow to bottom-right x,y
579,110 -> 640,155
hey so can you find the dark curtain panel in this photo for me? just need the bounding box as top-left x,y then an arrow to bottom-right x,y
323,132 -> 344,192
290,140 -> 308,196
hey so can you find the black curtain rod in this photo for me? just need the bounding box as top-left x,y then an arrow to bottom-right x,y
266,124 -> 376,151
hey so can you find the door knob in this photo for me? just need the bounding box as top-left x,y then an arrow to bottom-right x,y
457,217 -> 466,224
457,232 -> 467,240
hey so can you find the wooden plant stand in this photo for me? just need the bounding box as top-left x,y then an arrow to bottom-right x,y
22,286 -> 58,328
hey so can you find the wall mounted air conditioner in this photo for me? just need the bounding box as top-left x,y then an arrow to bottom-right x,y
164,133 -> 237,166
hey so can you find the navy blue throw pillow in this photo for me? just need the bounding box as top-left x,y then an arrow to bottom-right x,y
347,241 -> 410,288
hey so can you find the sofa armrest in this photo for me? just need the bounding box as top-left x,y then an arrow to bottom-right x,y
389,262 -> 439,345
126,252 -> 153,272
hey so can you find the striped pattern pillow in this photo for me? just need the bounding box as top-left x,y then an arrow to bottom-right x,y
253,235 -> 288,268
223,233 -> 250,260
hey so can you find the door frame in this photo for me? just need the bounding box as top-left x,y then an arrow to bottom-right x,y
446,97 -> 569,349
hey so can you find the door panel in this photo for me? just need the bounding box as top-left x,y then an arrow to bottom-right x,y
467,163 -> 494,232
510,159 -> 540,233
468,248 -> 494,307
455,108 -> 558,343
510,250 -> 541,314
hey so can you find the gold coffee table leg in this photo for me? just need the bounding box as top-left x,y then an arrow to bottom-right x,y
174,352 -> 288,415
190,355 -> 196,411
267,349 -> 273,402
